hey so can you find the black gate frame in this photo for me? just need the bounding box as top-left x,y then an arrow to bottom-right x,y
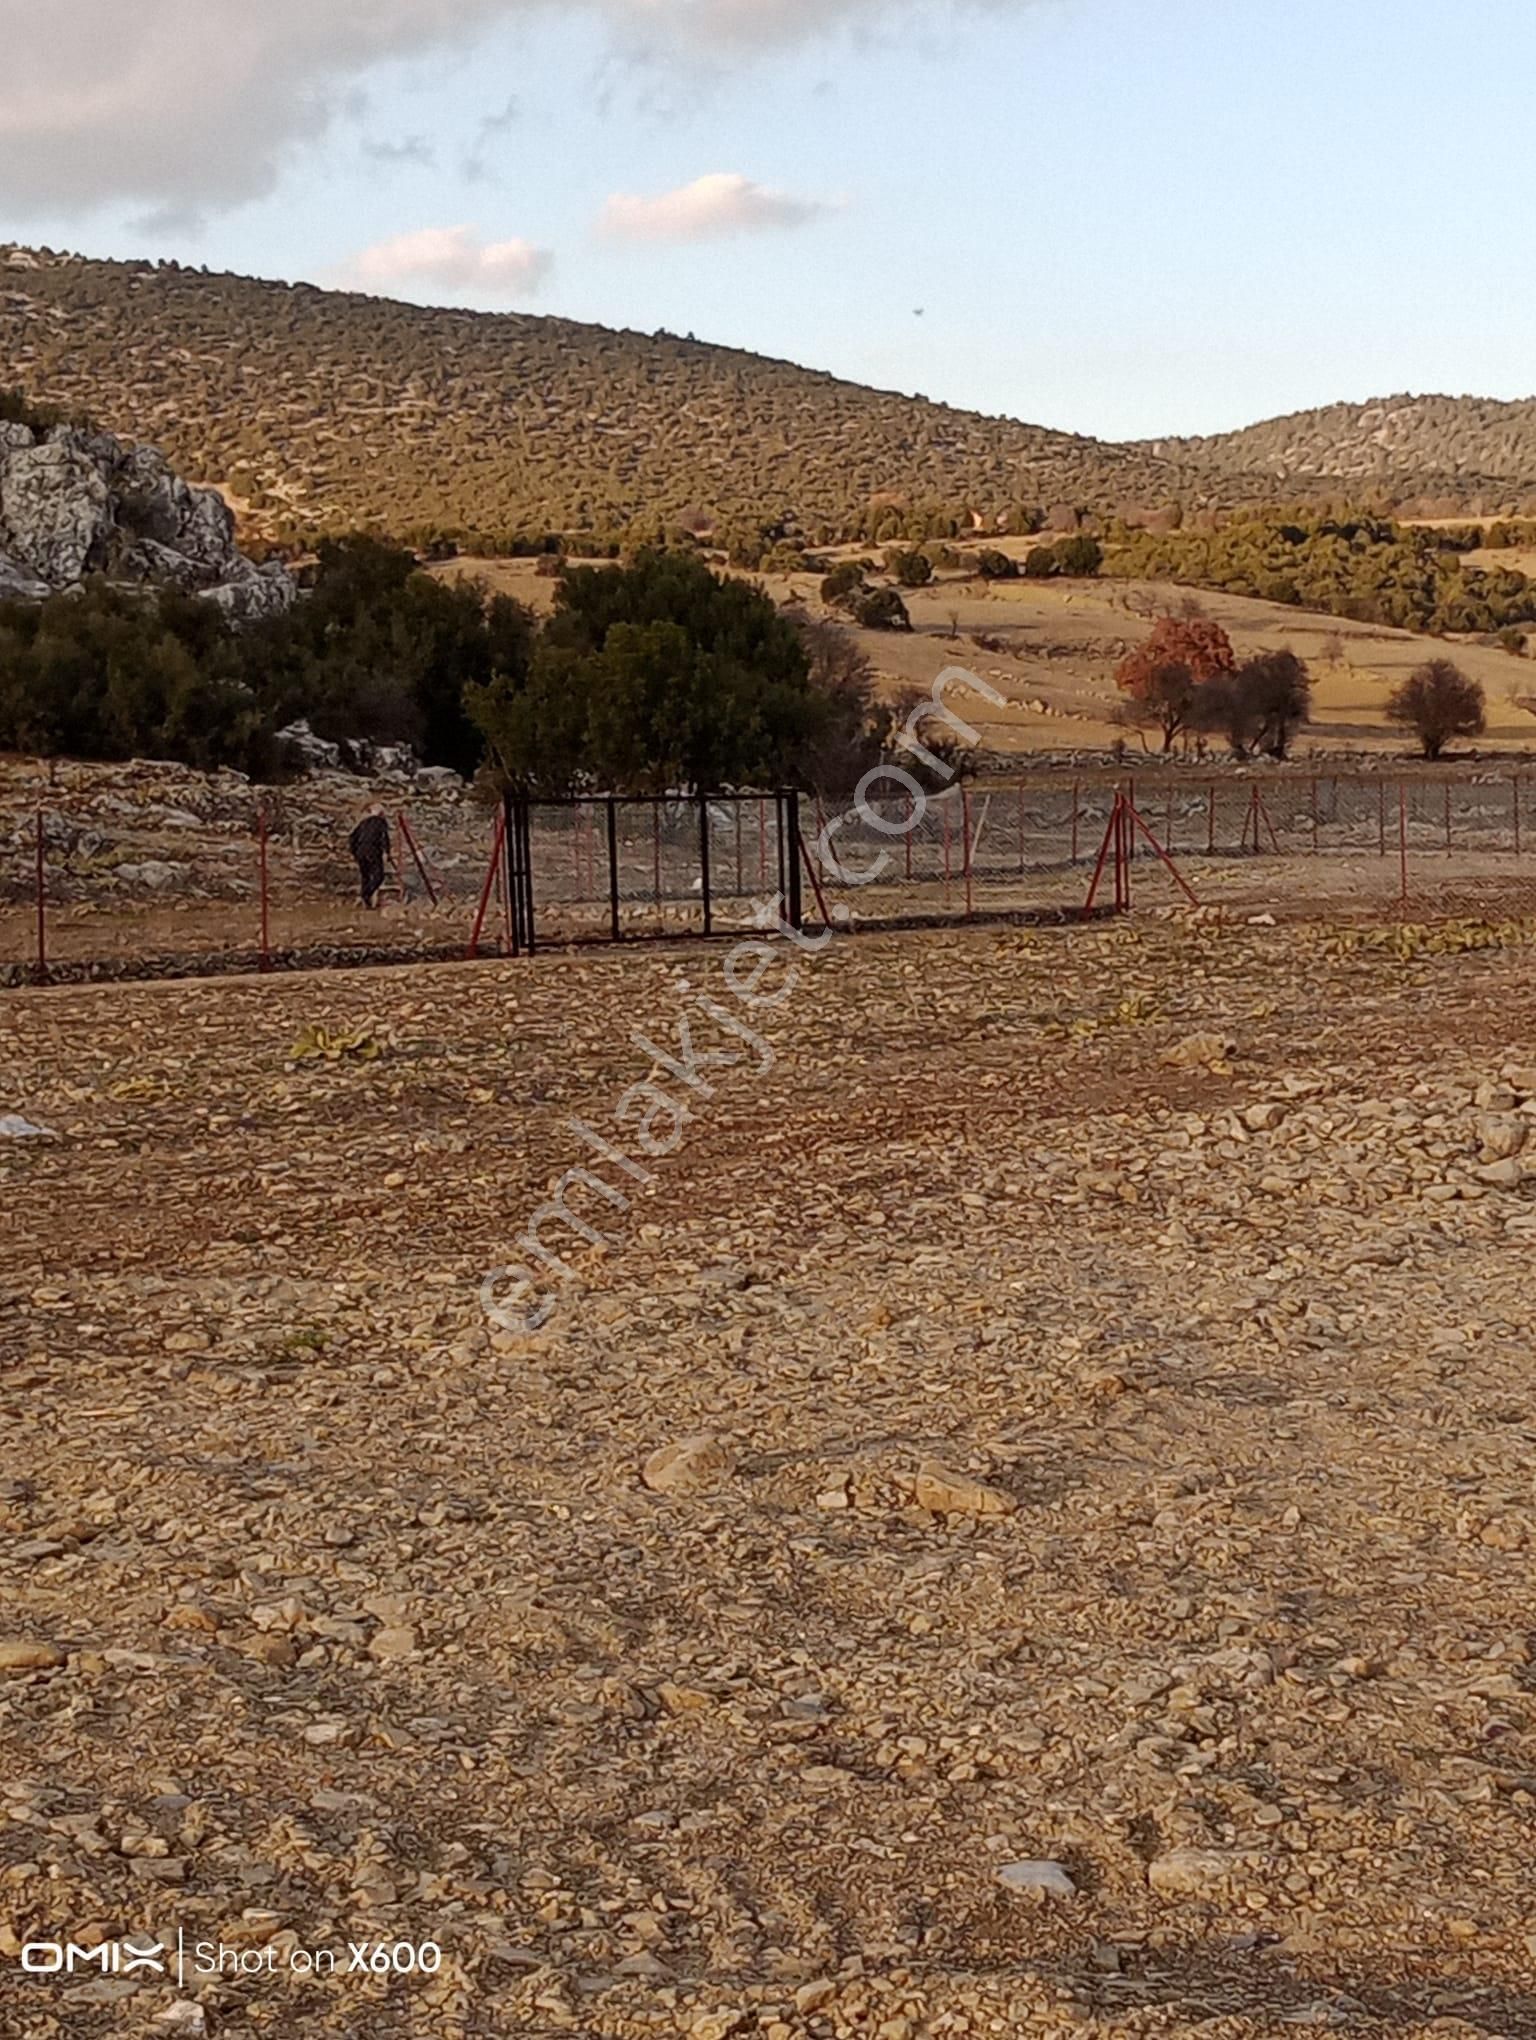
503,790 -> 803,951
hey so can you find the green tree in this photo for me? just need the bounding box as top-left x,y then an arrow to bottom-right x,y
249,536 -> 514,773
888,548 -> 933,588
0,582 -> 268,770
820,562 -> 866,610
1053,534 -> 1103,576
471,548 -> 866,795
791,621 -> 890,798
854,587 -> 912,631
976,548 -> 1019,580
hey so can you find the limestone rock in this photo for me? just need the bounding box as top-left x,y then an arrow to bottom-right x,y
0,434 -> 114,581
1475,1158 -> 1525,1189
1162,1032 -> 1237,1070
0,420 -> 294,618
642,1434 -> 735,1496
1147,1847 -> 1241,1896
913,1461 -> 1015,1517
997,1859 -> 1076,1898
0,1639 -> 66,1674
0,550 -> 50,601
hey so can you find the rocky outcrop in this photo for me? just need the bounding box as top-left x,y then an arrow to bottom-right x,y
0,421 -> 294,622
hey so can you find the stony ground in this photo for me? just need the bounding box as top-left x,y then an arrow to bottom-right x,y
3,920 -> 1536,2039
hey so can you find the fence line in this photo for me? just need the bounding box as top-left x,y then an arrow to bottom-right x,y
8,772 -> 1536,987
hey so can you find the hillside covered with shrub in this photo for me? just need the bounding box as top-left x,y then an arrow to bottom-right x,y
1145,395 -> 1536,512
0,246 -> 1198,555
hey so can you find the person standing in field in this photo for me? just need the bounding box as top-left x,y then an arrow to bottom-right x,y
349,804 -> 391,910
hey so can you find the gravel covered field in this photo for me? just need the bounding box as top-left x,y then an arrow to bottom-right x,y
3,921 -> 1536,2038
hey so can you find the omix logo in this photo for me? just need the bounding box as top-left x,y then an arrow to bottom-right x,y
20,1937 -> 167,1976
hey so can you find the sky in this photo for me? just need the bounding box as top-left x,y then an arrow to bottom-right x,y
3,0 -> 1534,442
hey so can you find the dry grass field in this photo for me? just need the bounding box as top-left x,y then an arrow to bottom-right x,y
5,920 -> 1536,2037
433,558 -> 1536,761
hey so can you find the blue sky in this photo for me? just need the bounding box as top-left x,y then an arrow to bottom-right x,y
6,0 -> 1535,440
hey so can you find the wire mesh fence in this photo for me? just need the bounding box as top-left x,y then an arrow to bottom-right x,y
8,770 -> 1536,986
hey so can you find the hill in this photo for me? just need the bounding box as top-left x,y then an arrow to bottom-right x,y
1147,394 -> 1536,514
0,246 -> 1197,549
7,247 -> 1536,546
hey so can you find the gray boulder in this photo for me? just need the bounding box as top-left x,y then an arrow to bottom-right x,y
276,719 -> 343,771
0,550 -> 50,601
116,859 -> 190,890
0,435 -> 114,581
0,419 -> 295,620
203,557 -> 296,623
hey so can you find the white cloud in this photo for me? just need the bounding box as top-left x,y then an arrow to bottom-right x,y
600,172 -> 833,243
349,225 -> 554,299
0,1 -> 1029,218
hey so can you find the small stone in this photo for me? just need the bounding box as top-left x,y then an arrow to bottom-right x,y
997,1859 -> 1077,1898
794,1979 -> 837,2014
913,1461 -> 1015,1518
1161,1032 -> 1237,1070
245,1635 -> 296,1669
1475,1158 -> 1525,1189
0,1640 -> 65,1675
615,1952 -> 670,1978
1242,1101 -> 1287,1131
368,1626 -> 418,1660
302,1718 -> 361,1748
642,1435 -> 735,1496
691,2013 -> 746,2040
657,1682 -> 713,1714
1148,1847 -> 1239,1896
1477,1114 -> 1527,1160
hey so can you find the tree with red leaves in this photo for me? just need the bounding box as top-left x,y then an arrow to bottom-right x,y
1114,616 -> 1237,752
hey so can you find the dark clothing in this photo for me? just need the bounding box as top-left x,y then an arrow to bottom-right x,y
349,815 -> 391,907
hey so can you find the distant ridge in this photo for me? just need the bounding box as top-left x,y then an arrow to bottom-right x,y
3,246 -> 1533,544
1143,393 -> 1536,513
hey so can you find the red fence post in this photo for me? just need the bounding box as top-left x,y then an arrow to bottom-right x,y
797,828 -> 834,930
397,810 -> 440,907
258,806 -> 271,972
961,785 -> 975,919
467,808 -> 507,960
33,809 -> 47,987
1398,782 -> 1409,907
654,803 -> 664,929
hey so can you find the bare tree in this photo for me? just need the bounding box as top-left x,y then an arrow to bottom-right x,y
1385,660 -> 1486,760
